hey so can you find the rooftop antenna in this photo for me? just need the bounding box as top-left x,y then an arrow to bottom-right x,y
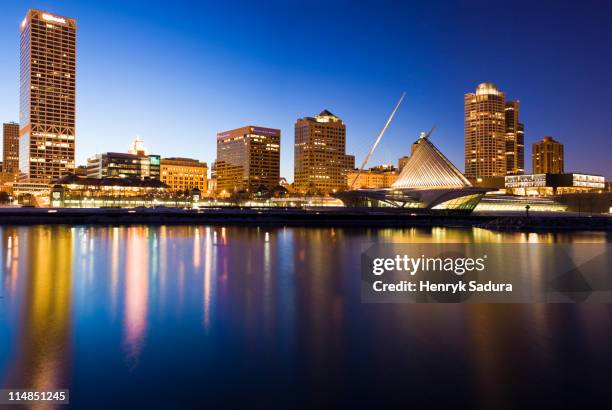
350,92 -> 406,189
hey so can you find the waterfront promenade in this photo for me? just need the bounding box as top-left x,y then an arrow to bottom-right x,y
0,207 -> 610,230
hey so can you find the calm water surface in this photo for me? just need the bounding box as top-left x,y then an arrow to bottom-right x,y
1,225 -> 611,409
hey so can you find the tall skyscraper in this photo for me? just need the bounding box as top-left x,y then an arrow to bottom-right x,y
19,10 -> 76,183
533,136 -> 564,174
464,83 -> 507,179
216,126 -> 280,196
3,122 -> 20,174
294,110 -> 354,195
504,100 -> 524,175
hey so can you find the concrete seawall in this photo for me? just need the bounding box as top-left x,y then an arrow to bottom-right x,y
0,207 -> 611,231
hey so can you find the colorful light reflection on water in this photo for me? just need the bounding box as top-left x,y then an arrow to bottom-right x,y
0,225 -> 611,408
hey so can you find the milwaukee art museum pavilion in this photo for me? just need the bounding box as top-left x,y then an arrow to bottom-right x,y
334,134 -> 490,214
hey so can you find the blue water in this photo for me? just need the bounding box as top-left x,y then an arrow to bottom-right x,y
1,225 -> 611,409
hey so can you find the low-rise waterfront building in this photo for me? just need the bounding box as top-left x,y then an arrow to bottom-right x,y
555,192 -> 612,214
11,182 -> 52,206
347,165 -> 398,189
50,174 -> 198,208
160,157 -> 208,193
505,173 -> 605,196
87,152 -> 161,180
474,195 -> 567,213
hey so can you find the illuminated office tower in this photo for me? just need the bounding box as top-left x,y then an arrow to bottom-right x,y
3,122 -> 20,174
19,10 -> 76,183
504,100 -> 524,175
294,110 -> 355,195
216,126 -> 280,196
533,136 -> 564,174
464,83 -> 507,179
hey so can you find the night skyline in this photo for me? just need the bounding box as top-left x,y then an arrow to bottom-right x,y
1,0 -> 611,180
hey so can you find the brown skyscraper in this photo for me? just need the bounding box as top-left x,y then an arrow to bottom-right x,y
19,10 -> 76,183
533,136 -> 564,174
504,100 -> 524,175
216,126 -> 280,196
464,83 -> 507,179
3,122 -> 19,174
294,110 -> 354,195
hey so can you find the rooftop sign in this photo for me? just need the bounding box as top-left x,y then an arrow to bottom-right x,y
42,13 -> 67,25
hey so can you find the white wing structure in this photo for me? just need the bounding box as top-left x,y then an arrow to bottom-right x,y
350,92 -> 406,189
333,120 -> 491,213
392,136 -> 471,189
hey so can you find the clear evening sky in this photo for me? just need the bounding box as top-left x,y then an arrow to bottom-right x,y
1,0 -> 611,180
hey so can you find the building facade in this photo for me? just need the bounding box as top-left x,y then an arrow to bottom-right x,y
505,173 -> 604,196
347,165 -> 398,189
294,110 -> 354,195
87,152 -> 160,180
50,174 -> 181,208
504,100 -> 524,175
19,9 -> 76,183
533,136 -> 564,174
216,126 -> 280,196
3,122 -> 20,174
160,157 -> 208,193
464,83 -> 508,179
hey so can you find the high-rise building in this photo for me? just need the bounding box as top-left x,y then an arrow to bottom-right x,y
3,123 -> 20,174
19,10 -> 76,183
216,126 -> 280,196
294,110 -> 354,195
533,136 -> 564,174
464,83 -> 507,179
160,157 -> 208,193
504,100 -> 524,175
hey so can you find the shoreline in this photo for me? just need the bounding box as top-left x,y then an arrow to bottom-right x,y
0,207 -> 610,231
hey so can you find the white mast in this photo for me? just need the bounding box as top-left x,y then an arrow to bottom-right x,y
350,92 -> 406,189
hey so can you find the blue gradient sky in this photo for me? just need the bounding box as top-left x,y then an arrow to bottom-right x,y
1,0 -> 611,180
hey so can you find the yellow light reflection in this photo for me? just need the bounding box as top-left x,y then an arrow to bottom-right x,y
123,227 -> 149,367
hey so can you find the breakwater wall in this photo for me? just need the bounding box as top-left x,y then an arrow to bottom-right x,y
0,207 -> 610,230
